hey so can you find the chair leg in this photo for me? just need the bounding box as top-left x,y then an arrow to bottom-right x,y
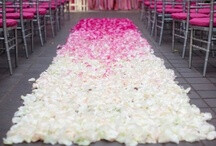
147,11 -> 151,31
203,50 -> 210,77
37,17 -> 44,46
56,9 -> 60,31
31,20 -> 34,53
21,22 -> 29,58
182,21 -> 189,58
4,31 -> 13,75
6,49 -> 13,75
155,17 -> 158,40
67,2 -> 70,20
144,7 -> 148,23
50,12 -> 55,37
62,4 -> 65,20
44,16 -> 47,42
159,20 -> 164,45
203,28 -> 213,77
140,4 -> 144,20
211,43 -> 215,57
145,9 -> 149,28
171,20 -> 175,52
15,28 -> 18,67
189,28 -> 193,68
59,6 -> 63,29
58,8 -> 61,29
151,13 -> 156,36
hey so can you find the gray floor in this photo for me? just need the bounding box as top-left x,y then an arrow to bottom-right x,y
0,11 -> 216,146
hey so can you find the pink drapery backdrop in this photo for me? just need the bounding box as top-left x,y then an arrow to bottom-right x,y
70,0 -> 142,10
88,0 -> 141,10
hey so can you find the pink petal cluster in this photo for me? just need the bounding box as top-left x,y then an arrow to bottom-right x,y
57,18 -> 151,76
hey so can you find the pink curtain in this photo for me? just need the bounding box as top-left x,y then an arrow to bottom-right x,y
88,0 -> 140,10
97,0 -> 105,10
107,0 -> 114,10
88,0 -> 96,10
131,0 -> 139,9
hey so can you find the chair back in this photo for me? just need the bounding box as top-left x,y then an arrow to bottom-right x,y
0,0 -> 10,53
187,0 -> 215,21
209,0 -> 215,33
0,0 -> 7,30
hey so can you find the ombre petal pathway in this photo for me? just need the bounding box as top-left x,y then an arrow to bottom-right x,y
3,18 -> 216,146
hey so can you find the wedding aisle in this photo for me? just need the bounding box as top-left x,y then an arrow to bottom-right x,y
1,12 -> 216,146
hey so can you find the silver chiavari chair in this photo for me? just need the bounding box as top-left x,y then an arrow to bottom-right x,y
0,0 -> 18,74
146,0 -> 155,30
189,0 -> 216,76
149,0 -> 162,36
171,0 -> 207,58
65,0 -> 70,19
0,0 -> 15,13
36,0 -> 47,45
140,0 -> 151,22
4,0 -> 34,56
172,0 -> 190,56
22,0 -> 47,46
50,0 -> 60,31
59,0 -> 69,19
140,0 -> 145,20
40,0 -> 58,37
154,0 -> 183,45
59,0 -> 67,24
14,0 -> 34,58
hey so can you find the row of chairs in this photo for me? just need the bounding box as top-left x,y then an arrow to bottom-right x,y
140,0 -> 216,77
0,0 -> 70,75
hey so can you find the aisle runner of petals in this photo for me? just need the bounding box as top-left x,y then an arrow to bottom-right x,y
4,18 -> 216,146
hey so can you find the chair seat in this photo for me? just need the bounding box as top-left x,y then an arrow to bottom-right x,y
22,4 -> 30,8
150,4 -> 172,9
175,5 -> 183,9
0,12 -> 34,20
6,1 -> 13,5
157,8 -> 183,14
15,4 -> 30,8
190,17 -> 216,27
53,2 -> 61,6
144,1 -> 150,6
61,0 -> 67,4
156,1 -> 162,5
43,1 -> 61,7
60,0 -> 65,4
200,4 -> 216,9
172,12 -> 208,20
51,0 -> 61,6
145,1 -> 163,7
0,19 -> 18,27
150,4 -> 183,9
190,8 -> 210,14
39,3 -> 57,10
5,1 -> 30,8
23,8 -> 47,15
0,8 -> 15,13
